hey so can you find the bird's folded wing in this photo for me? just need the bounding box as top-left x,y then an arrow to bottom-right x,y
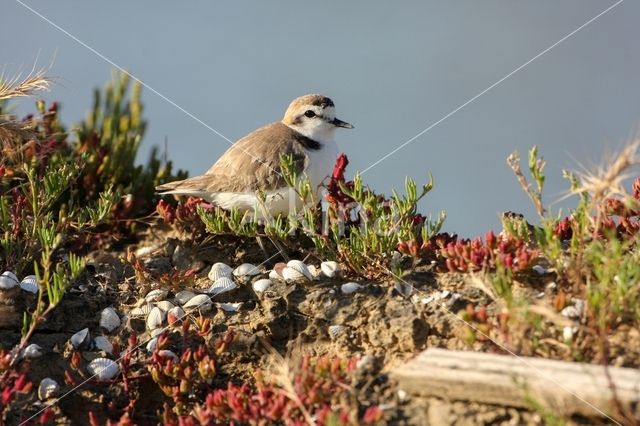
157,122 -> 309,194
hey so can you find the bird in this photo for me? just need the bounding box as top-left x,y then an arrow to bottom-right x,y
156,94 -> 353,219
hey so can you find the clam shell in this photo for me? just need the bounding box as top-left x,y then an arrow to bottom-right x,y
208,262 -> 234,281
252,278 -> 272,293
146,337 -> 158,353
0,271 -> 18,290
233,263 -> 260,277
207,277 -> 237,296
393,281 -> 413,298
157,349 -> 178,361
328,325 -> 348,339
22,343 -> 43,359
320,261 -> 340,278
286,260 -> 312,280
183,294 -> 212,313
269,269 -> 282,280
561,306 -> 581,319
168,306 -> 186,324
129,303 -> 153,318
19,275 -> 38,293
38,378 -> 60,400
99,307 -> 121,332
218,302 -> 242,312
150,328 -> 165,338
70,328 -> 91,350
146,306 -> 166,330
145,289 -> 168,303
94,336 -> 113,354
155,300 -> 175,312
174,290 -> 196,306
341,282 -> 363,294
307,265 -> 319,279
87,357 -> 120,381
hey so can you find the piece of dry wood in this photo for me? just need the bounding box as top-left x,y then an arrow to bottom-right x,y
391,348 -> 640,419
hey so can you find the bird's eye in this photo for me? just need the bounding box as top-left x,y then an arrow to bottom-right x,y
304,110 -> 316,118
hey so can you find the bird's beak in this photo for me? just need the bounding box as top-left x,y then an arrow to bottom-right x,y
332,117 -> 354,129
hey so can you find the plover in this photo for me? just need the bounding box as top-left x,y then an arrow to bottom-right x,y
156,94 -> 353,217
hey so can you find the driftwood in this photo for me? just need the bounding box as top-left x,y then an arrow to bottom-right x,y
391,348 -> 640,419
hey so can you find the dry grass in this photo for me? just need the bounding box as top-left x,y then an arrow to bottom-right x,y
0,67 -> 51,101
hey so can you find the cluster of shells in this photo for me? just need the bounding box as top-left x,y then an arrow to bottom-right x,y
0,271 -> 39,294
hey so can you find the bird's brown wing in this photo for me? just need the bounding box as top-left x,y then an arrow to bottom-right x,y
156,122 -> 309,194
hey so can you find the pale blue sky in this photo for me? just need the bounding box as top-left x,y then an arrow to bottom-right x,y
3,1 -> 639,237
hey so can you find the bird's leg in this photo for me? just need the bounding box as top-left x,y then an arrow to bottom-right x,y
255,235 -> 290,265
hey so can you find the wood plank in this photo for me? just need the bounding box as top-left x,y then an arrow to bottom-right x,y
391,348 -> 640,419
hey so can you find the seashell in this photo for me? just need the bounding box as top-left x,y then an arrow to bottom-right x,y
87,357 -> 120,381
393,281 -> 413,298
286,260 -> 313,280
167,306 -> 186,324
320,261 -> 341,278
207,276 -> 237,296
69,328 -> 91,350
22,343 -> 43,359
208,262 -> 234,281
307,265 -> 319,279
532,265 -> 547,275
19,275 -> 38,293
561,305 -> 581,319
38,378 -> 60,400
173,290 -> 196,306
233,263 -> 260,277
328,325 -> 348,339
341,282 -> 363,294
218,302 -> 242,312
99,307 -> 121,332
146,337 -> 158,353
129,303 -> 153,318
146,307 -> 165,330
563,326 -> 576,342
269,269 -> 282,280
252,278 -> 272,293
94,336 -> 113,354
150,328 -> 165,338
155,300 -> 175,312
572,299 -> 586,317
282,267 -> 305,282
183,294 -> 212,313
157,349 -> 179,361
145,289 -> 168,303
0,271 -> 18,290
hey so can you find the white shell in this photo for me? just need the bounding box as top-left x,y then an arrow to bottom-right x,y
155,300 -> 175,312
146,337 -> 158,353
145,289 -> 168,303
129,303 -> 153,318
218,302 -> 242,312
233,263 -> 260,277
269,269 -> 282,280
0,271 -> 18,289
286,260 -> 313,280
157,350 -> 179,361
167,306 -> 186,324
563,326 -> 575,341
561,306 -> 581,319
252,278 -> 272,293
38,378 -> 59,400
341,282 -> 363,294
207,277 -> 237,296
87,357 -> 120,380
394,281 -> 413,298
19,275 -> 38,293
94,336 -> 113,354
22,343 -> 43,359
150,328 -> 165,338
208,262 -> 234,281
183,294 -> 212,313
146,306 -> 166,330
320,261 -> 341,278
69,328 -> 91,350
99,307 -> 121,332
532,265 -> 547,275
307,265 -> 320,279
328,325 -> 348,338
173,290 -> 196,306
